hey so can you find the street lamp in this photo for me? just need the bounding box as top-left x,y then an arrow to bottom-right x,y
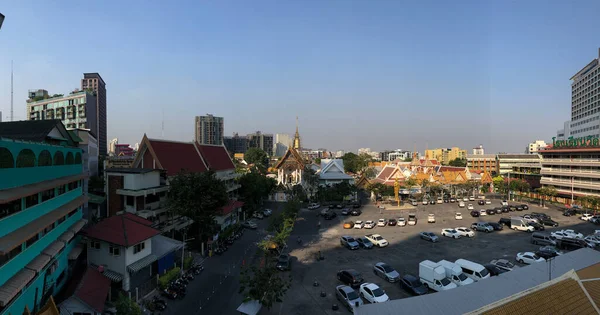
181,232 -> 195,274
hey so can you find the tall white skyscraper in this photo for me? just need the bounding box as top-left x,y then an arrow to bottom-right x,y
274,133 -> 292,156
109,138 -> 118,156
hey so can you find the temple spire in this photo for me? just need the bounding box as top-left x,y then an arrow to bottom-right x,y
293,116 -> 301,150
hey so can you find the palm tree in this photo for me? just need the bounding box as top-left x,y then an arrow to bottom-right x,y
535,187 -> 548,207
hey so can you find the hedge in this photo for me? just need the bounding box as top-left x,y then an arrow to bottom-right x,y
159,267 -> 181,289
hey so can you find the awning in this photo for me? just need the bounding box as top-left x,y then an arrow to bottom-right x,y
0,196 -> 87,254
25,253 -> 52,273
42,241 -> 65,258
59,230 -> 75,243
0,173 -> 87,204
127,254 -> 158,273
69,219 -> 88,234
68,244 -> 84,260
0,269 -> 36,307
236,300 -> 262,315
90,264 -> 124,282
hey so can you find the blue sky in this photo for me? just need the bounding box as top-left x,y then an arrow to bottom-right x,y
0,1 -> 598,154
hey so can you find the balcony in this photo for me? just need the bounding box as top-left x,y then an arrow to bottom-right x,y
540,178 -> 600,190
116,185 -> 169,197
542,159 -> 600,166
541,168 -> 600,178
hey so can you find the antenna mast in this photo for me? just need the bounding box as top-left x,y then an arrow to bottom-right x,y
11,60 -> 14,121
161,109 -> 165,139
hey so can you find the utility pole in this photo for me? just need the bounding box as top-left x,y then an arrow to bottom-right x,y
11,60 -> 13,121
507,172 -> 510,201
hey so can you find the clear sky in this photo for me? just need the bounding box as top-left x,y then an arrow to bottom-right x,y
0,1 -> 599,154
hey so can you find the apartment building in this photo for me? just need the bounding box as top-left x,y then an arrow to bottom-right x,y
224,133 -> 248,155
425,147 -> 467,165
0,120 -> 87,315
247,131 -> 274,156
195,114 -> 224,145
81,73 -> 107,156
496,154 -> 541,175
27,90 -> 97,134
540,136 -> 600,199
466,154 -> 497,174
526,140 -> 548,154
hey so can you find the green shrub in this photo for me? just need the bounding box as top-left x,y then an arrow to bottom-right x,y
184,256 -> 194,270
159,267 -> 181,289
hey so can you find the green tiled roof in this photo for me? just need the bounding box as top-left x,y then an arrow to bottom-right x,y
68,130 -> 84,143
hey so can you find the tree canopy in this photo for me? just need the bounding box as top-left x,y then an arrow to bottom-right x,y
245,148 -> 269,172
238,172 -> 276,214
167,171 -> 229,241
116,293 -> 141,315
341,152 -> 373,174
448,158 -> 467,167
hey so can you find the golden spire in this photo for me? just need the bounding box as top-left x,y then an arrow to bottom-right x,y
293,116 -> 301,150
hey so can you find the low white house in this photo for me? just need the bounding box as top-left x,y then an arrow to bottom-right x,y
317,159 -> 355,186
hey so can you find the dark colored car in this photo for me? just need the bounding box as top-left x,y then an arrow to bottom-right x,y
276,254 -> 291,271
528,222 -> 545,231
487,222 -> 503,231
557,238 -> 590,250
350,209 -> 362,216
498,207 -> 508,214
429,200 -> 436,205
323,211 -> 337,220
531,212 -> 550,219
478,200 -> 485,205
337,269 -> 364,288
538,217 -> 559,227
353,203 -> 361,208
486,209 -> 496,215
388,218 -> 397,226
502,206 -> 510,212
521,204 -> 529,210
563,209 -> 577,216
400,274 -> 428,295
470,210 -> 480,217
536,249 -> 560,260
516,205 -> 524,211
483,264 -> 508,277
498,218 -> 512,227
355,237 -> 374,249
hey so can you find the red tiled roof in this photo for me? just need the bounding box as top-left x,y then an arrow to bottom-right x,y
83,213 -> 160,246
148,139 -> 207,176
375,166 -> 395,181
438,166 -> 466,172
75,267 -> 110,313
196,143 -> 235,171
221,200 -> 244,216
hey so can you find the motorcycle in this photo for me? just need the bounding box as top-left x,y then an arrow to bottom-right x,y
185,273 -> 194,281
162,288 -> 177,300
152,296 -> 167,310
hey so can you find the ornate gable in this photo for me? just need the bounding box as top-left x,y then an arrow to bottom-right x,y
481,172 -> 493,184
274,147 -> 305,170
132,134 -> 163,169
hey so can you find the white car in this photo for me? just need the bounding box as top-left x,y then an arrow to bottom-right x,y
359,283 -> 389,303
308,203 -> 320,210
427,214 -> 436,223
365,234 -> 389,247
263,209 -> 273,216
467,204 -> 474,210
458,201 -> 465,208
354,221 -> 364,229
584,236 -> 600,247
501,200 -> 508,206
479,209 -> 487,216
463,197 -> 469,202
441,228 -> 461,239
455,212 -> 463,220
455,227 -> 474,238
469,196 -> 475,201
397,217 -> 406,227
516,252 -> 545,264
581,214 -> 594,221
422,199 -> 429,205
551,229 -> 584,240
485,200 -> 491,205
377,219 -> 387,227
364,221 -> 375,229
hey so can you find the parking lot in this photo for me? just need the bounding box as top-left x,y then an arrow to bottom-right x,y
269,199 -> 600,315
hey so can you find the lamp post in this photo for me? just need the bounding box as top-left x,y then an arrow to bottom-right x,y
181,232 -> 195,274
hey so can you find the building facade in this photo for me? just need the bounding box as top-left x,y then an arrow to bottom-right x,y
224,133 -> 248,155
27,91 -> 97,136
472,145 -> 485,155
526,140 -> 548,154
466,154 -> 497,174
425,147 -> 467,165
273,133 -> 292,157
81,73 -> 107,157
496,154 -> 541,175
557,48 -> 600,141
539,137 -> 600,199
247,131 -> 274,156
194,114 -> 224,145
0,120 -> 87,315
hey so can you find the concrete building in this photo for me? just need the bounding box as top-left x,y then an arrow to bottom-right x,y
224,133 -> 248,155
425,147 -> 467,165
103,156 -> 135,169
273,133 -> 292,157
472,145 -> 485,155
466,154 -> 497,174
0,120 -> 87,315
247,131 -> 274,156
540,136 -> 600,199
526,140 -> 548,154
194,114 -> 224,145
81,73 -> 107,157
380,149 -> 415,162
108,138 -> 118,156
27,90 -> 97,137
114,144 -> 135,156
496,154 -> 541,175
557,48 -> 600,141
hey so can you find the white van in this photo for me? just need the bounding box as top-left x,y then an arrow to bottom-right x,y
455,259 -> 490,282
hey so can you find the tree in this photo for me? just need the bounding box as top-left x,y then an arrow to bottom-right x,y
116,293 -> 141,315
341,153 -> 359,173
363,167 -> 377,180
238,172 -> 276,214
448,158 -> 467,167
245,148 -> 269,172
239,263 -> 292,310
403,157 -> 413,162
314,158 -> 321,165
303,167 -> 320,200
405,177 -> 418,188
167,171 -> 229,242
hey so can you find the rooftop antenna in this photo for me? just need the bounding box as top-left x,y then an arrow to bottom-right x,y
10,60 -> 13,121
161,109 -> 165,139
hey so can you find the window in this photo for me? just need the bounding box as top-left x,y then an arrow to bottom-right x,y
90,241 -> 101,250
44,223 -> 55,234
26,234 -> 39,248
56,271 -> 65,286
0,245 -> 23,267
57,215 -> 66,225
53,151 -> 65,165
146,193 -> 160,204
67,209 -> 78,217
68,181 -> 78,191
0,199 -> 22,219
25,194 -> 39,208
134,242 -> 145,254
74,152 -> 82,164
66,152 -> 74,165
41,189 -> 55,202
0,147 -> 14,168
57,185 -> 66,195
126,196 -> 134,206
109,246 -> 120,256
38,150 -> 52,166
16,149 -> 36,168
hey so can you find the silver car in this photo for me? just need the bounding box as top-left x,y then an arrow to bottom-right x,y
373,262 -> 400,282
335,285 -> 363,311
419,231 -> 439,242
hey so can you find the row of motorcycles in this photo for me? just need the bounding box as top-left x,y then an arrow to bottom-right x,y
161,264 -> 204,300
214,228 -> 244,255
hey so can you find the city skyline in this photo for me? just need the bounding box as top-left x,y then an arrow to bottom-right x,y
1,1 -> 600,153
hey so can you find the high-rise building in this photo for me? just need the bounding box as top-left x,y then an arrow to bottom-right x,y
472,145 -> 485,155
526,140 -> 548,154
26,90 -> 98,135
81,73 -> 107,156
195,114 -> 224,145
557,48 -> 600,140
224,132 -> 248,155
247,131 -> 274,155
425,147 -> 467,164
274,133 -> 292,157
109,138 -> 118,156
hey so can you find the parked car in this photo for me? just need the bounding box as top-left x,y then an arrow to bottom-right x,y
563,209 -> 577,216
523,214 -> 539,223
450,198 -> 456,203
455,227 -> 474,238
538,217 -> 559,227
359,283 -> 389,303
356,236 -> 374,249
241,220 -> 258,229
470,210 -> 480,217
463,197 -> 469,202
354,221 -> 365,229
373,262 -> 400,282
388,218 -> 397,226
485,200 -> 492,205
377,219 -> 388,227
341,208 -> 350,215
340,236 -> 360,250
441,228 -> 461,239
335,285 -> 363,312
419,231 -> 439,242
530,232 -> 557,246
581,213 -> 594,221
364,220 -> 375,229
467,204 -> 474,210
478,200 -> 485,205
521,204 -> 529,210
365,234 -> 389,247
308,203 -> 320,210
483,264 -> 508,277
408,214 -> 418,226
479,209 -> 487,216
509,206 -> 517,212
458,201 -> 465,208
337,269 -> 364,288
397,217 -> 406,227
489,259 -> 516,272
551,229 -> 583,240
486,209 -> 496,216
516,205 -> 524,211
276,254 -> 291,271
527,222 -> 545,231
487,222 -> 503,231
455,212 -> 463,220
399,274 -> 428,296
422,199 -> 429,205
429,200 -> 436,205
501,200 -> 508,206
323,211 -> 337,220
263,209 -> 273,216
556,237 -> 592,250
343,222 -> 353,229
516,252 -> 545,264
428,214 -> 436,223
351,209 -> 362,216
498,217 -> 512,227
536,246 -> 564,259
253,212 -> 264,219
584,235 -> 600,247
471,222 -> 493,233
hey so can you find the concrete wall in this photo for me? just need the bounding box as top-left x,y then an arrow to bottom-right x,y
125,239 -> 151,266
123,172 -> 160,190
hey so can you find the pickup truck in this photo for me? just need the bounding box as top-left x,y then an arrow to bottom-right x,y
471,222 -> 493,233
365,234 -> 389,248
